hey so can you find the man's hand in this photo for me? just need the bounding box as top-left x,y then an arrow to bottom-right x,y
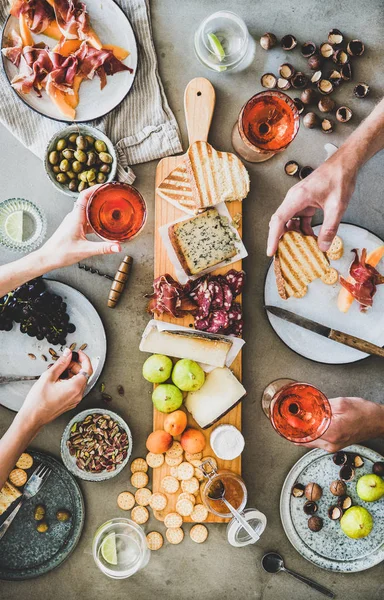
296,397 -> 384,453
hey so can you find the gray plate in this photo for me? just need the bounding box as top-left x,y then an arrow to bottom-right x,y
0,450 -> 84,580
280,445 -> 384,572
0,280 -> 107,412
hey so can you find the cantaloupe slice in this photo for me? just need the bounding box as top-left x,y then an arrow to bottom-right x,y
19,14 -> 34,46
53,38 -> 82,56
45,0 -> 54,6
102,44 -> 130,61
337,245 -> 384,313
42,20 -> 62,40
65,74 -> 83,109
46,82 -> 76,120
87,27 -> 103,50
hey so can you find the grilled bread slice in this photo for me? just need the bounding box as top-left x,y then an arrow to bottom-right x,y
156,161 -> 197,215
0,481 -> 21,515
186,141 -> 250,209
169,207 -> 237,276
274,231 -> 338,299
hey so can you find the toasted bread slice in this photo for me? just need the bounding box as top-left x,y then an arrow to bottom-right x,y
326,235 -> 344,261
156,161 -> 197,215
274,231 -> 338,299
0,481 -> 21,515
186,141 -> 250,209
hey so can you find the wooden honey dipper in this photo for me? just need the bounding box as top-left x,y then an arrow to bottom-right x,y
107,256 -> 133,308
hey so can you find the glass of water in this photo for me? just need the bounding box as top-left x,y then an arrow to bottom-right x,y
92,518 -> 150,579
194,11 -> 249,72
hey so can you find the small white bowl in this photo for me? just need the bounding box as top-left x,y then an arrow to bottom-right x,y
61,408 -> 132,482
44,124 -> 117,198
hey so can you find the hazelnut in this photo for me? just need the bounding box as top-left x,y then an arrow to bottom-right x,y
329,69 -> 342,86
291,482 -> 305,497
328,505 -> 343,520
279,63 -> 295,79
293,98 -> 305,114
354,83 -> 370,98
318,97 -> 335,113
305,482 -> 323,501
321,118 -> 334,133
301,88 -> 317,106
330,479 -> 347,496
303,112 -> 319,129
303,501 -> 318,515
318,79 -> 334,95
299,166 -> 314,180
308,54 -> 323,70
373,462 -> 384,476
320,42 -> 333,58
281,34 -> 297,51
260,32 -> 277,50
291,72 -> 308,89
301,41 -> 316,58
341,63 -> 352,81
333,49 -> 349,65
347,40 -> 365,57
337,495 -> 352,510
340,464 -> 355,481
261,73 -> 277,89
333,451 -> 348,466
311,70 -> 322,84
277,77 -> 291,91
353,455 -> 364,468
308,516 -> 323,532
285,160 -> 300,177
328,28 -> 344,46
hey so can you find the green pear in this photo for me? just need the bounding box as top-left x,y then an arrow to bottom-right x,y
142,354 -> 173,383
152,384 -> 183,413
172,359 -> 205,392
340,506 -> 373,539
357,474 -> 384,502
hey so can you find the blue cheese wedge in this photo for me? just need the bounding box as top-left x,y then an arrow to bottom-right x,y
168,208 -> 237,276
185,367 -> 246,429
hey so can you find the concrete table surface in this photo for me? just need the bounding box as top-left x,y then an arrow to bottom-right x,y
1,0 -> 384,598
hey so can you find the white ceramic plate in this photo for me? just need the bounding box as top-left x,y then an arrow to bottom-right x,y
1,0 -> 137,122
264,223 -> 384,364
280,445 -> 384,572
0,280 -> 106,412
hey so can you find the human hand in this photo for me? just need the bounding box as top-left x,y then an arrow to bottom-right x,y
38,186 -> 121,269
267,153 -> 357,256
296,397 -> 384,453
18,348 -> 93,429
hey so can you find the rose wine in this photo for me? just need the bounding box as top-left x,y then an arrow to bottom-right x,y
270,382 -> 331,443
87,182 -> 146,242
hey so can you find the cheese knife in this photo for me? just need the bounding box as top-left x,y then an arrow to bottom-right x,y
265,305 -> 384,358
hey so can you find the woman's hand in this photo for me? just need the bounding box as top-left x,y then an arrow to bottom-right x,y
267,153 -> 357,256
296,397 -> 384,453
38,186 -> 121,270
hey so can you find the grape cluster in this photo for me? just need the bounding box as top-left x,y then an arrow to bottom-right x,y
0,278 -> 76,346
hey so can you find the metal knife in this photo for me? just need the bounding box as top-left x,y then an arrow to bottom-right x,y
265,305 -> 384,358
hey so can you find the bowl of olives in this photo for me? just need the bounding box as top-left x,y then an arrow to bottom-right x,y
44,124 -> 117,198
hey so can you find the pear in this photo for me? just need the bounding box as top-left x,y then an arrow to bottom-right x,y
340,506 -> 373,539
356,474 -> 384,502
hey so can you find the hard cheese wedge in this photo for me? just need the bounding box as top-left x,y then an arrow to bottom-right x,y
185,367 -> 246,429
140,328 -> 232,368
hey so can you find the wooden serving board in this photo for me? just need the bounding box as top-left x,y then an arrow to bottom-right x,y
153,78 -> 243,523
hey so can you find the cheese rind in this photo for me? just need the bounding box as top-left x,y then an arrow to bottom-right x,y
185,367 -> 246,429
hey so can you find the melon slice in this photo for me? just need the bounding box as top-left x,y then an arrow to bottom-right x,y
65,74 -> 83,109
102,44 -> 130,61
42,20 -> 62,40
19,14 -> 34,46
87,28 -> 103,50
52,39 -> 82,56
46,81 -> 76,120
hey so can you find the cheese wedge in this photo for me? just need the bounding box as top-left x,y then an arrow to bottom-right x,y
0,481 -> 22,515
185,367 -> 246,429
140,328 -> 232,368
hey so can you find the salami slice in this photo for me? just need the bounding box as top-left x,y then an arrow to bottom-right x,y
196,282 -> 212,318
209,280 -> 224,310
222,283 -> 233,311
206,310 -> 230,333
229,319 -> 243,337
228,302 -> 242,322
225,270 -> 246,297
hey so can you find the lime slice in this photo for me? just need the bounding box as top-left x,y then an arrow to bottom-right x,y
207,33 -> 226,62
101,532 -> 117,565
5,211 -> 24,242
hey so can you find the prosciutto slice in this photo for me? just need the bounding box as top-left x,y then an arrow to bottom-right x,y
146,274 -> 192,318
75,42 -> 133,88
52,0 -> 90,39
10,0 -> 53,34
12,45 -> 54,95
2,30 -> 23,67
340,248 -> 384,311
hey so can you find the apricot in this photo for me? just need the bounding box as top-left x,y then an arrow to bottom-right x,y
146,430 -> 173,454
164,410 -> 187,436
180,428 -> 206,453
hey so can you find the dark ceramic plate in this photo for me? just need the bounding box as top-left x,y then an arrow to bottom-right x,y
0,450 -> 84,580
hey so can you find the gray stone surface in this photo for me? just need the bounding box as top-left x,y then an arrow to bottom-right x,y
1,0 -> 384,598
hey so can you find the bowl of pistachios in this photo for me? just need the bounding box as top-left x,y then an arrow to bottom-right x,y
44,124 -> 117,198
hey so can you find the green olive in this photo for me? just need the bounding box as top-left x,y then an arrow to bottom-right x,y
56,509 -> 71,522
36,521 -> 49,533
85,135 -> 95,146
86,168 -> 97,182
86,152 -> 97,166
97,172 -> 106,183
56,138 -> 67,151
88,181 -> 97,187
78,181 -> 88,192
68,133 -> 78,143
68,180 -> 78,192
52,165 -> 61,174
74,150 -> 87,163
76,135 -> 88,151
72,160 -> 83,173
79,171 -> 89,182
99,152 -> 113,164
56,173 -> 68,184
49,150 -> 59,165
99,164 -> 111,174
67,171 -> 76,180
95,140 -> 107,153
62,148 -> 74,160
60,159 -> 70,172
34,504 -> 46,521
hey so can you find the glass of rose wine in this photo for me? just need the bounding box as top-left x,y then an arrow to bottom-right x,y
261,379 -> 332,443
231,90 -> 299,162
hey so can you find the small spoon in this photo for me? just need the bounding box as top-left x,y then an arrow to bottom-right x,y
0,375 -> 40,385
262,552 -> 335,598
208,480 -> 260,543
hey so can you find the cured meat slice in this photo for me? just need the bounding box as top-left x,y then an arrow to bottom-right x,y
75,42 -> 133,87
146,274 -> 190,318
10,0 -> 54,34
52,0 -> 90,39
2,30 -> 23,67
222,283 -> 233,311
340,249 -> 384,311
209,281 -> 224,310
205,310 -> 229,334
225,269 -> 246,297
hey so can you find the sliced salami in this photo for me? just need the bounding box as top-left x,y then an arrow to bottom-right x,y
209,281 -> 224,310
225,269 -> 246,297
229,319 -> 243,337
222,283 -> 233,311
228,302 -> 242,322
206,309 -> 230,333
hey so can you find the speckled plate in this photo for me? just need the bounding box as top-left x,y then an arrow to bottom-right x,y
0,450 -> 84,580
280,445 -> 384,572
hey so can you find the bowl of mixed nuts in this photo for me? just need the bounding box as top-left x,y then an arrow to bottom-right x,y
61,409 -> 132,481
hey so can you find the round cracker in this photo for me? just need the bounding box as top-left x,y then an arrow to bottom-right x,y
16,453 -> 33,470
165,454 -> 183,467
185,451 -> 203,462
130,471 -> 149,489
176,498 -> 194,517
149,492 -> 167,511
191,503 -> 208,522
166,527 -> 184,545
190,524 -> 208,543
164,512 -> 183,529
181,477 -> 199,494
177,462 -> 194,481
117,491 -> 135,511
9,468 -> 27,487
135,487 -> 152,506
131,505 -> 149,525
161,476 -> 179,494
194,467 -> 205,482
178,492 -> 196,505
170,466 -> 179,478
131,458 -> 148,473
189,459 -> 203,467
146,531 -> 163,551
146,452 -> 165,469
165,441 -> 183,458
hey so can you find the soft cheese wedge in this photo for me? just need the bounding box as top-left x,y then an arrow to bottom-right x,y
0,481 -> 22,515
185,367 -> 246,429
140,328 -> 232,368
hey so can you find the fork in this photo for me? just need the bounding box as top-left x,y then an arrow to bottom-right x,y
0,463 -> 51,541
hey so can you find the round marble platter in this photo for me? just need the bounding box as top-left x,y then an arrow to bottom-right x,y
0,450 -> 84,580
280,445 -> 384,572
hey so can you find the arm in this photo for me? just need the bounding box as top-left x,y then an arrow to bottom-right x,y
267,97 -> 384,256
0,186 -> 121,298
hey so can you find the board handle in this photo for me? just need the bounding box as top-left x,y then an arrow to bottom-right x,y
184,77 -> 216,146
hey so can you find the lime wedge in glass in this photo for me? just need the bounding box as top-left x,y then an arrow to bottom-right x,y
101,532 -> 118,565
5,211 -> 24,242
207,33 -> 226,62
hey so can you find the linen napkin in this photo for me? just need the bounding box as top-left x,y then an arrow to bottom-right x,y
0,0 -> 183,183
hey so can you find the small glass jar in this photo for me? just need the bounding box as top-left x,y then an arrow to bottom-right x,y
200,460 -> 247,518
0,198 -> 47,253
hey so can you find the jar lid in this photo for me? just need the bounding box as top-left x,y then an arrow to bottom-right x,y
226,508 -> 267,547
